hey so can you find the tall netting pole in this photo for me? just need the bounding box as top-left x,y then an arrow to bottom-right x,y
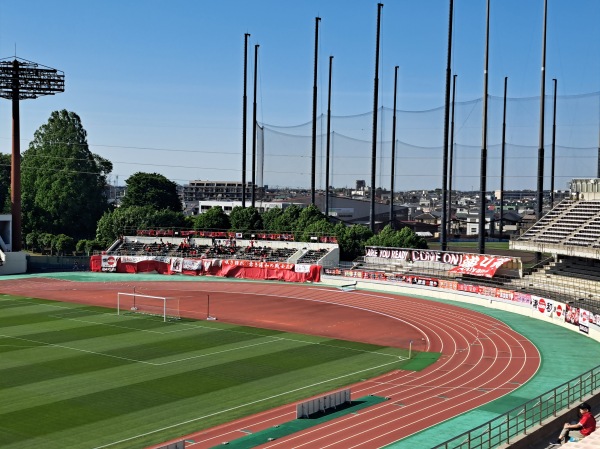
535,0 -> 548,263
370,3 -> 383,232
478,0 -> 490,255
311,17 -> 321,205
242,33 -> 250,208
441,0 -> 454,251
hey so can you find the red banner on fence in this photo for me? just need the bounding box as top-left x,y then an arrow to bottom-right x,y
450,255 -> 512,278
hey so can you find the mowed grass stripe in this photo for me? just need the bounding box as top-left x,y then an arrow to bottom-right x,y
0,327 -> 286,388
0,341 -> 398,445
0,336 -> 308,415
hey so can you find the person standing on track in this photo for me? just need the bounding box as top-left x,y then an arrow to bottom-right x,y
550,402 -> 596,445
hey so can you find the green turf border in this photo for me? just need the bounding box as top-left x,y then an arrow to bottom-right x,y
207,395 -> 388,449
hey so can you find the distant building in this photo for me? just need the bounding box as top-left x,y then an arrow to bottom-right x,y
197,200 -> 293,215
183,180 -> 254,203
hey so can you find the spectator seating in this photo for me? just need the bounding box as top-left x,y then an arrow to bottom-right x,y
297,248 -> 328,264
517,199 -> 600,249
106,236 -> 331,265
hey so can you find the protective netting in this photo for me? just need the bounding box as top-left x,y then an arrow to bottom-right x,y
257,92 -> 600,191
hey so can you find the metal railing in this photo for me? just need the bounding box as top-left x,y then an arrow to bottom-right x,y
431,365 -> 600,449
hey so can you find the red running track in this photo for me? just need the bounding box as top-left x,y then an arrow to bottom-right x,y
0,277 -> 540,448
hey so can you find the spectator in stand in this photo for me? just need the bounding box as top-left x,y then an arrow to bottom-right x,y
550,402 -> 596,445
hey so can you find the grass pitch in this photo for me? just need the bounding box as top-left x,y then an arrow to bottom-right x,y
0,294 -> 436,449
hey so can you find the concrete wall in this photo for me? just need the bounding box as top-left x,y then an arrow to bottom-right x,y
0,252 -> 27,275
321,275 -> 600,343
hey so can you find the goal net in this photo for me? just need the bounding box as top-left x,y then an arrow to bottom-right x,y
117,292 -> 180,322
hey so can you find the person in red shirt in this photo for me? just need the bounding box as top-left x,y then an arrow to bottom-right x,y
551,402 -> 596,445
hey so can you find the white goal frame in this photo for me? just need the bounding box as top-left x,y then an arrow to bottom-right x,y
117,292 -> 180,322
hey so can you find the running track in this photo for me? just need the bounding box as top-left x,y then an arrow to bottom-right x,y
0,277 -> 541,448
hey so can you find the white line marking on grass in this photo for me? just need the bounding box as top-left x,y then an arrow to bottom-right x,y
0,333 -> 157,365
49,313 -> 198,335
91,359 -> 401,449
0,344 -> 42,348
0,297 -> 85,311
155,338 -> 287,365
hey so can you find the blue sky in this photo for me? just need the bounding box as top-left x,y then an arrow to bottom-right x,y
0,0 -> 599,191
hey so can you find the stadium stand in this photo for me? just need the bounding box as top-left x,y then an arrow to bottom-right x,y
105,233 -> 337,266
510,181 -> 600,315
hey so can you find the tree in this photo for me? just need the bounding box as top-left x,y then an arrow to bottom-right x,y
193,206 -> 230,230
21,110 -> 112,240
366,224 -> 428,249
121,172 -> 182,212
271,205 -> 302,233
38,232 -> 54,255
76,239 -> 104,256
261,207 -> 283,231
229,206 -> 263,233
295,205 -> 326,234
95,205 -> 190,246
25,231 -> 41,252
335,223 -> 373,261
54,234 -> 75,256
366,225 -> 403,248
0,153 -> 10,214
397,226 -> 428,249
300,219 -> 335,242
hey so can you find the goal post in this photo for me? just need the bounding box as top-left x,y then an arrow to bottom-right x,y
117,292 -> 179,322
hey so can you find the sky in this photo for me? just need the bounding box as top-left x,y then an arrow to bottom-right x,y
0,0 -> 599,192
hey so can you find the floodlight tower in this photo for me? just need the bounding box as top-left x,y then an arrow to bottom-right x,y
0,57 -> 65,252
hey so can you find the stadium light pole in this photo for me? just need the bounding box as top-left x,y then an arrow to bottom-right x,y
478,0 -> 490,255
311,17 -> 321,206
325,55 -> 333,218
242,33 -> 250,208
390,65 -> 399,228
441,0 -> 454,252
0,57 -> 65,252
370,3 -> 383,233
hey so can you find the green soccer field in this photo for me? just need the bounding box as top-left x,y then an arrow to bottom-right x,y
0,294 -> 435,449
